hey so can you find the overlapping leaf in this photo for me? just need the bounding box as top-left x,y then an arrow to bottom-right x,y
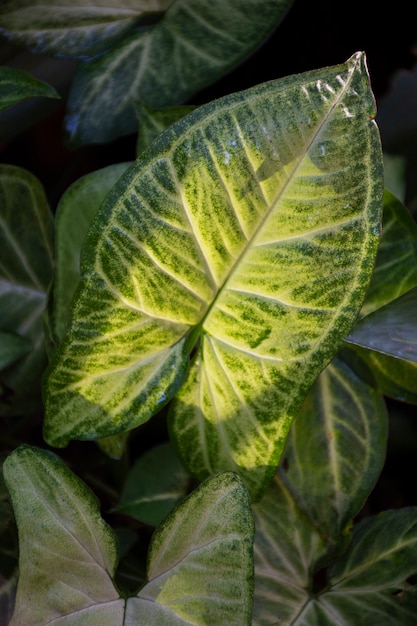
4,446 -> 253,625
44,52 -> 383,499
64,0 -> 294,144
0,66 -> 59,113
0,1 -> 172,58
0,165 -> 54,414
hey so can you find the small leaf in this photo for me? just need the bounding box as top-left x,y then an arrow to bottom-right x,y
131,471 -> 254,626
0,0 -> 172,58
0,165 -> 54,414
51,162 -> 132,344
360,189 -> 417,318
252,476 -> 327,625
115,442 -> 190,526
65,0 -> 294,144
278,356 -> 388,552
0,66 -> 59,113
45,53 -> 383,500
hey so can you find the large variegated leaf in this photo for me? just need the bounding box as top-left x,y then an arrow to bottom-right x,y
44,52 -> 383,499
0,66 -> 59,113
64,0 -> 293,144
0,1 -> 172,58
278,355 -> 387,552
0,165 -> 54,414
4,446 -> 253,626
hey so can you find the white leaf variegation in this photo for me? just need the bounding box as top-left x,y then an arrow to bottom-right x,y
44,52 -> 383,499
4,446 -> 253,626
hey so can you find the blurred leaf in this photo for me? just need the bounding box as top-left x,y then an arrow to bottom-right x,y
383,153 -> 406,201
0,0 -> 172,58
115,442 -> 190,526
252,476 -> 327,625
4,446 -> 254,625
278,355 -> 387,553
45,53 -> 383,500
0,66 -> 59,113
0,332 -> 30,371
360,189 -> 417,318
0,165 -> 54,415
0,573 -> 16,626
65,0 -> 294,144
51,162 -> 132,345
347,287 -> 417,362
341,345 -> 417,405
135,102 -> 197,155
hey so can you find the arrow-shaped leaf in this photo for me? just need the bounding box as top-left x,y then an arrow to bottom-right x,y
0,66 -> 59,113
4,446 -> 253,625
44,52 -> 383,498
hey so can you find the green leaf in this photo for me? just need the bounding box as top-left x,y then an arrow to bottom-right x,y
4,446 -> 253,625
278,355 -> 388,552
0,331 -> 30,370
360,189 -> 417,318
44,53 -> 383,499
0,1 -> 172,58
115,442 -> 190,526
0,66 -> 59,113
51,162 -> 132,345
347,286 -> 417,362
65,0 -> 294,144
135,102 -> 197,155
252,476 -> 327,625
0,165 -> 54,415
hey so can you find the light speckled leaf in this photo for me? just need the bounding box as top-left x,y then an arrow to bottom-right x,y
0,165 -> 54,415
44,53 -> 383,499
0,66 -> 59,113
4,447 -> 253,625
359,189 -> 417,318
0,0 -> 172,58
252,476 -> 327,625
65,0 -> 294,144
51,162 -> 132,345
278,355 -> 388,552
115,442 -> 190,526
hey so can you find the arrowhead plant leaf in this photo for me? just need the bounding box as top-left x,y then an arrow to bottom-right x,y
4,446 -> 253,626
44,52 -> 383,499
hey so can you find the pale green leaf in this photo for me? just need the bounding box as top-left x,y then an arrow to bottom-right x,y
51,162 -> 132,345
44,53 -> 383,499
0,66 -> 59,113
65,0 -> 294,144
252,476 -> 327,625
0,1 -> 172,58
4,446 -> 253,625
347,286 -> 417,362
115,442 -> 190,526
135,102 -> 197,155
383,153 -> 406,201
0,165 -> 54,415
3,445 -> 124,626
133,471 -> 254,626
278,355 -> 388,551
359,189 -> 417,318
0,331 -> 30,370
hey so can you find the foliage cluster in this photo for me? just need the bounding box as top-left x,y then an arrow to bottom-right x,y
1,1 -> 417,624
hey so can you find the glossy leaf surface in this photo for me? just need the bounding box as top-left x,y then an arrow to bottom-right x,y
278,355 -> 387,552
4,446 -> 253,625
65,0 -> 293,144
0,1 -> 172,58
45,53 -> 383,499
0,66 -> 59,113
0,165 -> 54,414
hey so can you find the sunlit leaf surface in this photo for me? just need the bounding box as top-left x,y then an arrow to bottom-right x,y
64,0 -> 294,144
0,0 -> 172,58
44,53 -> 383,498
0,165 -> 54,414
4,446 -> 253,625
